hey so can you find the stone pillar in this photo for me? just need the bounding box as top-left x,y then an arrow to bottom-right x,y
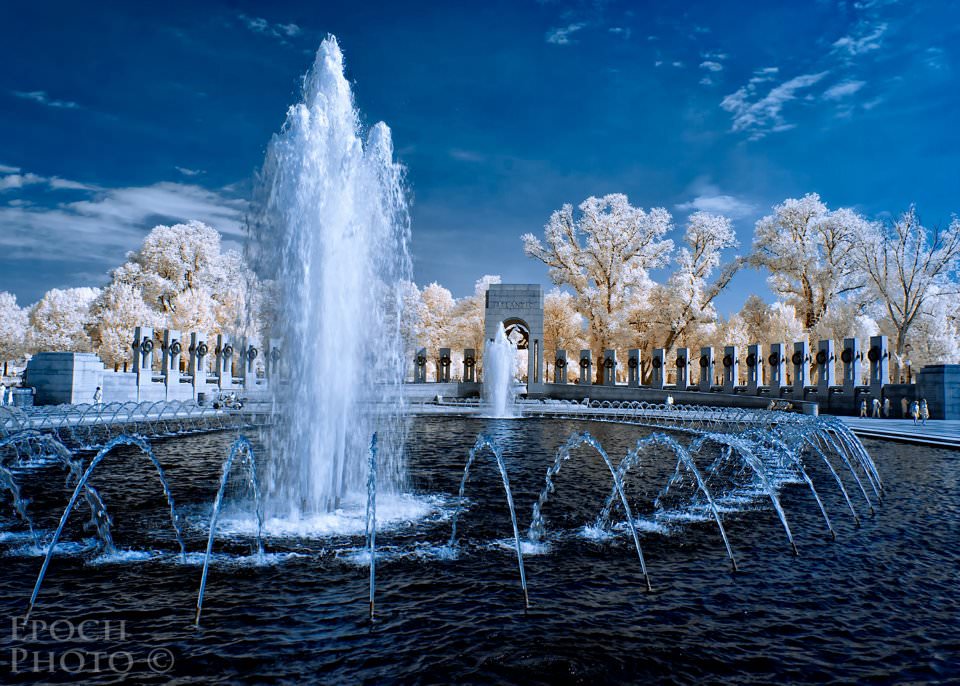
579,349 -> 592,385
746,344 -> 763,394
841,337 -> 862,393
602,349 -> 617,386
698,346 -> 715,392
438,348 -> 452,383
216,334 -> 235,390
189,332 -> 209,398
463,349 -> 477,383
792,340 -> 810,394
768,343 -> 787,392
266,338 -> 283,384
816,339 -> 836,393
868,335 -> 889,395
161,329 -> 182,396
627,349 -> 641,387
241,339 -> 260,390
132,326 -> 155,396
554,350 -> 567,384
721,346 -> 739,393
414,348 -> 427,383
651,348 -> 666,389
675,348 -> 690,389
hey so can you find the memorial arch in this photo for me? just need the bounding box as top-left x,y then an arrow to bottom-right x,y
483,284 -> 544,394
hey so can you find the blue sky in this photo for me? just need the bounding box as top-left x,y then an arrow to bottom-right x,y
1,0 -> 957,311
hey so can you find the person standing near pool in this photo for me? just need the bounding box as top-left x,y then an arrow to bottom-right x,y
920,399 -> 929,426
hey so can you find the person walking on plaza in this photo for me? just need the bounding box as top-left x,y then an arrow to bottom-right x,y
883,398 -> 891,418
920,399 -> 930,426
860,399 -> 868,418
872,397 -> 881,418
93,386 -> 103,406
909,400 -> 920,426
901,397 -> 909,418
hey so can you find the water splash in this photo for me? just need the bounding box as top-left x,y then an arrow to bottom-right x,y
196,436 -> 265,626
481,323 -> 518,418
248,36 -> 412,516
526,431 -> 655,588
25,435 -> 185,621
448,434 -> 529,609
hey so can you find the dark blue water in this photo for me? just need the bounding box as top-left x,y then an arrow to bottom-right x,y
1,417 -> 957,684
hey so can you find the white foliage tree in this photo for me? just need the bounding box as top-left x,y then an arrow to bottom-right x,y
543,288 -> 587,381
418,282 -> 455,380
29,287 -> 100,353
0,292 -> 29,375
523,193 -> 673,380
629,211 -> 741,369
750,194 -> 872,329
89,283 -> 160,369
861,208 -> 960,379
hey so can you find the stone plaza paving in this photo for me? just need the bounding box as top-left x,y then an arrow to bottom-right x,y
838,417 -> 960,449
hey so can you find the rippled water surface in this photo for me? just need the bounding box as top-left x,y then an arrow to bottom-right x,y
1,417 -> 957,684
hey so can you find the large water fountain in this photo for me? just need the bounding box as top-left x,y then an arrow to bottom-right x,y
0,37 -> 955,684
246,36 -> 412,519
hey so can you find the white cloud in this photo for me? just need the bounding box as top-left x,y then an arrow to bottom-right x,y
47,177 -> 99,191
700,60 -> 723,72
721,71 -> 829,139
239,14 -> 301,40
0,164 -> 20,174
608,27 -> 631,38
672,61 -> 684,68
0,173 -> 44,192
924,47 -> 946,70
175,166 -> 204,177
676,184 -> 756,219
11,90 -> 79,109
448,148 -> 485,163
546,23 -> 586,45
700,77 -> 714,86
823,80 -> 866,100
832,22 -> 887,56
0,181 -> 246,271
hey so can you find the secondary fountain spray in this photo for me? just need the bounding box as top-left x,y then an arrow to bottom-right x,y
247,37 -> 413,517
482,323 -> 518,418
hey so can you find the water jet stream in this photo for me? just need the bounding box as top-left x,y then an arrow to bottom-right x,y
25,435 -> 185,621
448,434 -> 529,609
195,436 -> 265,626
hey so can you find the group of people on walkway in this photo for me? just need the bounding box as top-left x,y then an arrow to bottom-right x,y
859,396 -> 929,425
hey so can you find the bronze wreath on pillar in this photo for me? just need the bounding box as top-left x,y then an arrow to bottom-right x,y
791,351 -> 803,365
248,347 -> 259,362
464,356 -> 476,367
652,357 -> 662,369
816,350 -> 827,365
676,357 -> 686,369
415,355 -> 426,366
440,355 -> 451,365
140,339 -> 154,354
197,342 -> 209,358
579,358 -> 591,369
840,348 -> 853,364
699,354 -> 709,368
867,347 -> 881,362
222,345 -> 234,358
628,358 -> 638,369
555,358 -> 566,369
768,353 -> 780,366
270,348 -> 281,362
169,340 -> 182,356
604,358 -> 614,369
746,353 -> 757,367
722,354 -> 733,368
